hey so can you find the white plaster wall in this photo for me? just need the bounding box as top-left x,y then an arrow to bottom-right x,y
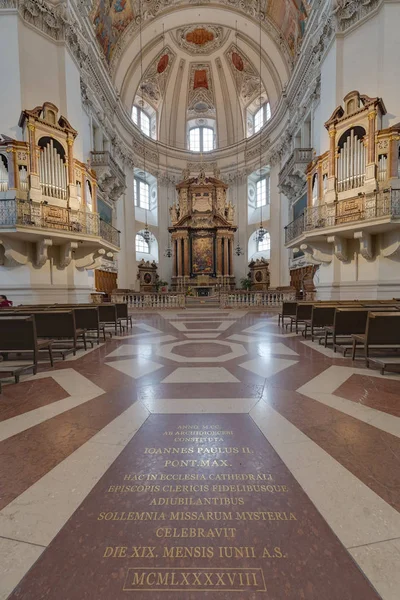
0,14 -> 22,139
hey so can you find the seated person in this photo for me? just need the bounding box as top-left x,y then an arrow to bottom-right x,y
0,295 -> 13,307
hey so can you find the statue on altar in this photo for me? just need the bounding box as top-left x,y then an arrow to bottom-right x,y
168,169 -> 237,293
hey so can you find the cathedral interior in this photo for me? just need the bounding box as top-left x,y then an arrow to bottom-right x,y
0,1 -> 399,599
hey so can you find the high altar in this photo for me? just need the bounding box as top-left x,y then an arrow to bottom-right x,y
169,169 -> 236,294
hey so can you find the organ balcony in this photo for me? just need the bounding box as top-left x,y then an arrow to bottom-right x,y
0,103 -> 120,271
90,151 -> 126,203
284,92 -> 400,263
278,148 -> 313,203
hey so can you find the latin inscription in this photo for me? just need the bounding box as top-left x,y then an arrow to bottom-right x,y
98,421 -> 295,593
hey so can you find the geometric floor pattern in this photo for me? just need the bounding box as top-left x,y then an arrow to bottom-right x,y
0,308 -> 399,599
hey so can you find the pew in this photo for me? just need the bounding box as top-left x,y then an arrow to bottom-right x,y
0,316 -> 53,385
303,305 -> 337,341
115,303 -> 132,330
278,302 -> 297,328
98,304 -> 125,336
324,308 -> 369,354
351,312 -> 400,364
286,303 -> 314,333
73,306 -> 106,344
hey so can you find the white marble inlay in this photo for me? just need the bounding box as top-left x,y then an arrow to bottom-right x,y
300,340 -> 351,359
239,357 -> 298,378
183,333 -> 222,339
349,538 -> 400,600
297,366 -> 400,438
105,358 -> 164,379
162,367 -> 240,383
142,397 -> 259,414
0,402 -> 149,548
170,320 -> 235,332
106,336 -> 177,357
250,401 -> 400,549
0,370 -> 104,443
0,537 -> 44,600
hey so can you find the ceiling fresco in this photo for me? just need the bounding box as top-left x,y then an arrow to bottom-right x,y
90,0 -> 313,64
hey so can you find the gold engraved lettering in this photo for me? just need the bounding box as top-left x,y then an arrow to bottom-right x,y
155,527 -> 236,538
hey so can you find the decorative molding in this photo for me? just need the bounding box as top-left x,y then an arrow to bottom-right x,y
137,46 -> 176,110
381,230 -> 400,260
0,238 -> 29,266
327,235 -> 348,262
75,248 -> 105,271
35,238 -> 52,267
225,43 -> 264,107
354,231 -> 373,260
300,243 -> 333,264
171,25 -> 227,56
60,241 -> 78,268
331,0 -> 382,32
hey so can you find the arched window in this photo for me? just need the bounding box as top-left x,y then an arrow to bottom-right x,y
135,233 -> 150,254
132,105 -> 151,137
257,232 -> 270,254
256,176 -> 269,208
254,102 -> 271,134
134,177 -> 150,210
189,126 -> 215,152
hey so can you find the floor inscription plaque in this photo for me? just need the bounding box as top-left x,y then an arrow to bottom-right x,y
9,414 -> 380,599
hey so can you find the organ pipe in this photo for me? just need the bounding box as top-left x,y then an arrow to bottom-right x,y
337,131 -> 366,191
39,138 -> 67,200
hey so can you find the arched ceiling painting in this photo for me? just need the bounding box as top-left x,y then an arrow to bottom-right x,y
90,0 -> 313,64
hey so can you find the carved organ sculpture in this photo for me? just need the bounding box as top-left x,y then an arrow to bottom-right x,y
286,92 -> 400,266
169,169 -> 237,292
0,103 -> 119,271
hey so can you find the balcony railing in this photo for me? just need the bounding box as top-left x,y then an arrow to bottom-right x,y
100,219 -> 120,247
285,214 -> 305,244
285,189 -> 400,244
279,148 -> 313,187
0,199 -> 120,248
91,151 -> 126,187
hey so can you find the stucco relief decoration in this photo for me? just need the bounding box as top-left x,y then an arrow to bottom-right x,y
187,63 -> 216,119
138,46 -> 176,110
225,45 -> 263,106
171,25 -> 226,55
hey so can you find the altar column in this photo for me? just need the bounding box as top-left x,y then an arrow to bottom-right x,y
223,236 -> 229,276
176,237 -> 182,277
172,238 -> 177,277
183,236 -> 190,276
216,236 -> 223,275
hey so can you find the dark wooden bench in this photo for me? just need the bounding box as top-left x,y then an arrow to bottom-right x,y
0,316 -> 53,388
73,307 -> 106,344
278,302 -> 297,327
287,303 -> 313,333
351,312 -> 400,364
98,304 -> 125,336
323,308 -> 369,353
304,305 -> 337,341
115,303 -> 132,330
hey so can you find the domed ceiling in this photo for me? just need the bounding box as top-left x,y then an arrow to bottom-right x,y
90,1 -> 313,64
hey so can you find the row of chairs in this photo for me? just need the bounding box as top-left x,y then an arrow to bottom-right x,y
0,303 -> 132,393
278,300 -> 400,374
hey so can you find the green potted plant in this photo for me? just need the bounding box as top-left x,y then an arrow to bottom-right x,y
155,279 -> 168,293
240,277 -> 252,290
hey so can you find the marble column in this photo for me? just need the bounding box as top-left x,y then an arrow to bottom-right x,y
177,237 -> 182,277
216,236 -> 223,275
224,237 -> 229,276
183,236 -> 190,276
172,239 -> 177,277
368,110 -> 377,164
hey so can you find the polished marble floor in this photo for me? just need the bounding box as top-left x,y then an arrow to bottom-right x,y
0,309 -> 399,599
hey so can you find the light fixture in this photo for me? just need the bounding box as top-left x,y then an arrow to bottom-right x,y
233,21 -> 244,257
142,226 -> 151,243
256,226 -> 267,243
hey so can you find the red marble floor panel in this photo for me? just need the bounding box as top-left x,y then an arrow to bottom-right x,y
0,377 -> 69,422
335,374 -> 400,417
263,387 -> 400,512
0,384 -> 139,510
172,343 -> 232,358
8,414 -> 380,600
